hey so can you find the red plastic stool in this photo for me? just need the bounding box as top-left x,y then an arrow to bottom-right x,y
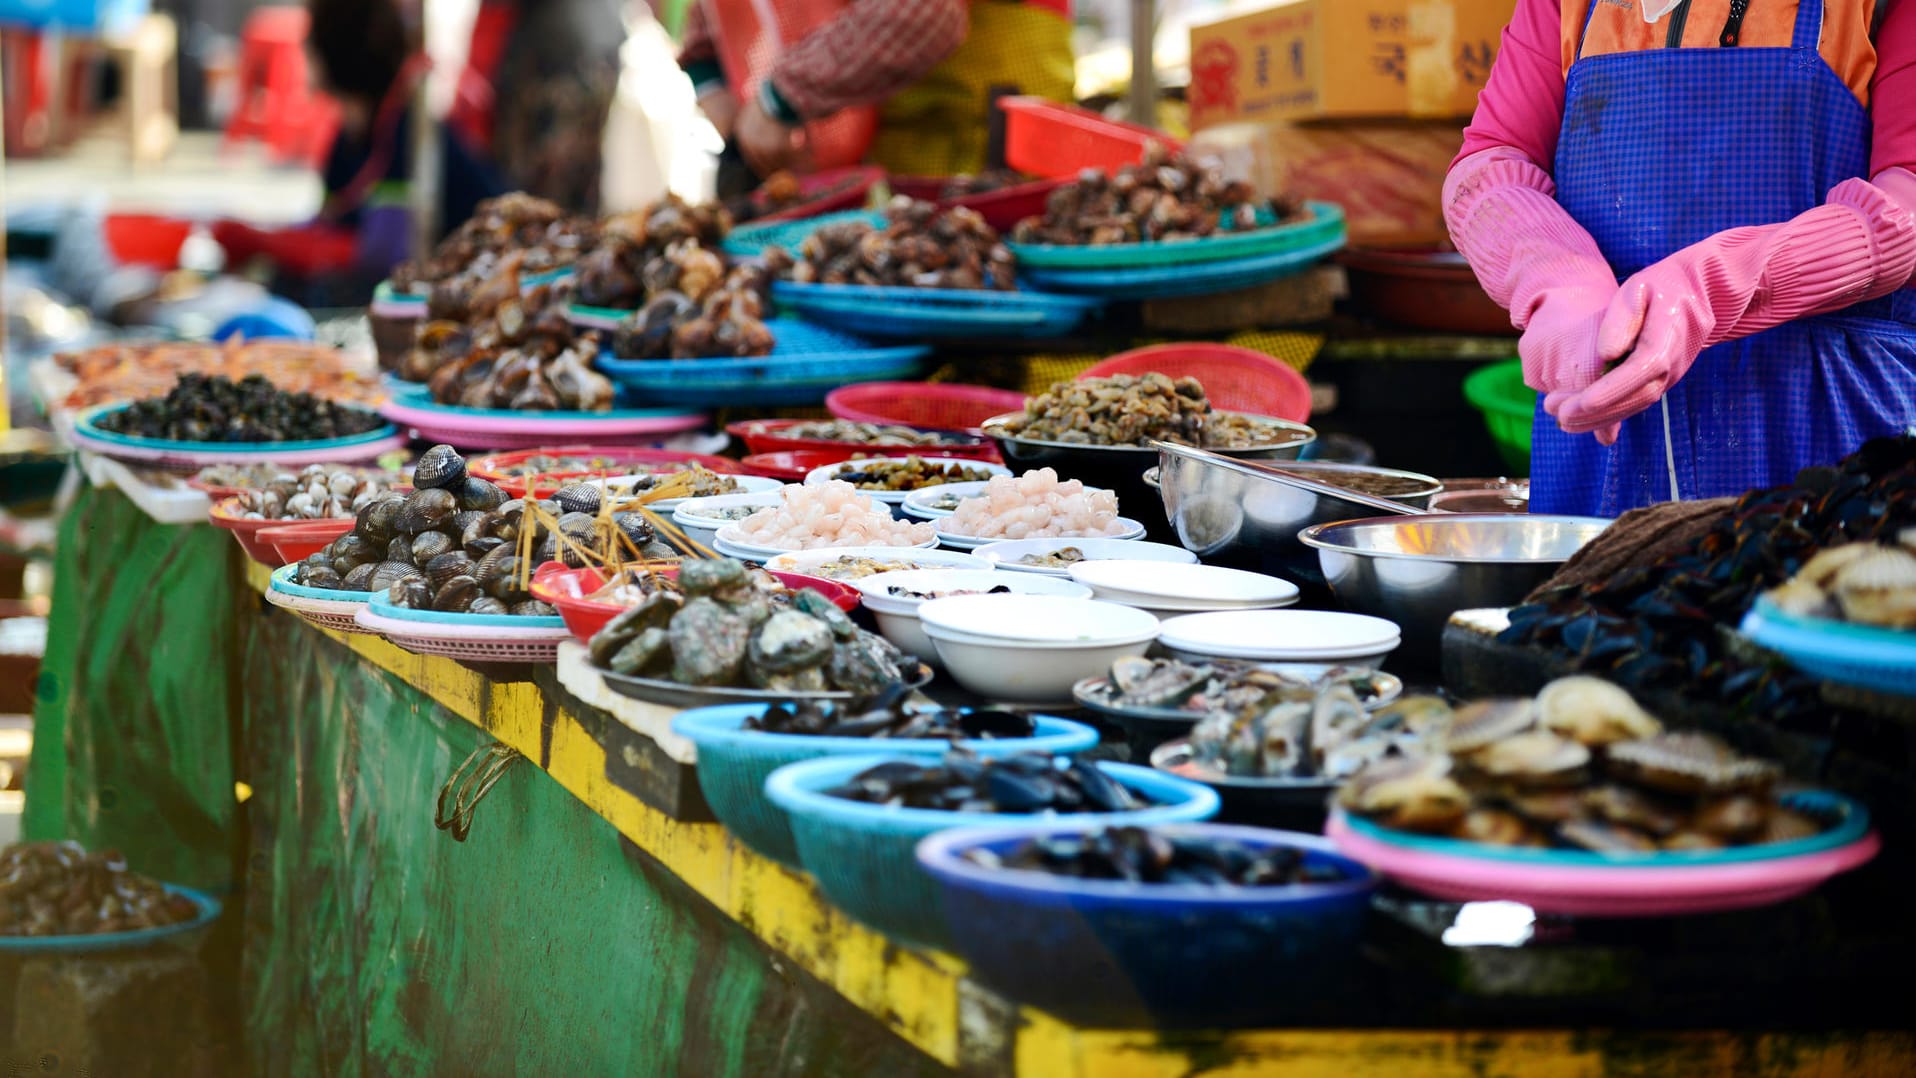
223,6 -> 335,166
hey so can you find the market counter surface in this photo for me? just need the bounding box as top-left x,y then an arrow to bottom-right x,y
22,484 -> 1916,1076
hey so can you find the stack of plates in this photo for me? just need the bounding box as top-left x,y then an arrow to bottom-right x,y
917,594 -> 1160,704
933,517 -> 1147,551
1066,561 -> 1299,619
1006,202 -> 1348,300
1156,610 -> 1401,675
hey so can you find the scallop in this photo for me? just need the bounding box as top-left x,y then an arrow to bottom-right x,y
1832,544 -> 1916,628
1605,732 -> 1780,795
1535,677 -> 1662,747
1444,698 -> 1536,756
1473,731 -> 1590,785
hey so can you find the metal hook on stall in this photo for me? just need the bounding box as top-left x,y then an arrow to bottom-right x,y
434,742 -> 522,842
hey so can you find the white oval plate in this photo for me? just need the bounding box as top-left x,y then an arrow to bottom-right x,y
1156,609 -> 1402,660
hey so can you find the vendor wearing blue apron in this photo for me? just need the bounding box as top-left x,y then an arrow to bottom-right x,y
1445,0 -> 1916,516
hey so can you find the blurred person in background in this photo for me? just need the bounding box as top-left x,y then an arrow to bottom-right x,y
677,0 -> 1074,185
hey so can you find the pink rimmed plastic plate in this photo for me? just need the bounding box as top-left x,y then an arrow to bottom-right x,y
378,398 -> 707,450
353,605 -> 573,662
1325,809 -> 1879,917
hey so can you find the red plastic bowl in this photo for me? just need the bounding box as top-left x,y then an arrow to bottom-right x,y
210,498 -> 339,566
1000,97 -> 1181,180
888,175 -> 1066,234
530,562 -> 861,645
752,165 -> 885,224
105,213 -> 193,268
825,382 -> 1027,436
469,446 -> 746,498
738,449 -> 876,482
1078,344 -> 1312,423
726,419 -> 1000,461
259,519 -> 357,565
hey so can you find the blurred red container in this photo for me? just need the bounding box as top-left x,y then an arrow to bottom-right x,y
105,214 -> 194,268
210,498 -> 297,565
469,446 -> 745,498
825,382 -> 1027,436
1000,97 -> 1181,180
1079,343 -> 1313,423
259,519 -> 357,565
531,562 -> 860,645
738,449 -> 871,482
727,419 -> 1000,461
753,165 -> 884,224
888,175 -> 1065,233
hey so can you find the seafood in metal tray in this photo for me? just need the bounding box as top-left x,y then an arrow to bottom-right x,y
825,749 -> 1149,813
290,444 -> 669,614
1500,436 -> 1916,729
746,685 -> 1035,740
1335,677 -> 1827,853
965,826 -> 1349,886
587,557 -> 910,694
0,841 -> 202,936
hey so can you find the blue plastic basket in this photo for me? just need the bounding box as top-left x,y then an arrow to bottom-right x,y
1741,596 -> 1916,698
1018,227 -> 1348,300
764,754 -> 1218,947
722,210 -> 888,259
0,0 -> 147,32
365,591 -> 565,630
1007,201 -> 1347,270
76,404 -> 397,454
917,823 -> 1376,1027
770,282 -> 1101,340
0,884 -> 219,954
594,320 -> 929,407
672,704 -> 1101,866
269,564 -> 376,604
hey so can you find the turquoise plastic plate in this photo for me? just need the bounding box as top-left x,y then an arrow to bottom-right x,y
1007,201 -> 1346,270
722,210 -> 888,259
1339,789 -> 1868,868
1741,596 -> 1916,698
381,380 -> 698,421
269,564 -> 375,604
0,885 -> 220,954
366,591 -> 565,629
75,403 -> 398,454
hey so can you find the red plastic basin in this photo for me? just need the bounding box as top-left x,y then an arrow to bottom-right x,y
259,519 -> 357,565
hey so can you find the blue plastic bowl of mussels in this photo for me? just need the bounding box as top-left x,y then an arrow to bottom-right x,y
764,754 -> 1218,949
671,703 -> 1100,867
916,822 -> 1377,1027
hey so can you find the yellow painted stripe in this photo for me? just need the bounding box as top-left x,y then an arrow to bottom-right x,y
245,565 -> 1915,1077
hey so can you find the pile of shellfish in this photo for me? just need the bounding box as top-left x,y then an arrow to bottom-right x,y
1336,677 -> 1827,853
586,557 -> 909,695
1009,144 -> 1303,247
230,465 -> 399,521
791,197 -> 1015,290
291,444 -> 675,615
1765,534 -> 1916,629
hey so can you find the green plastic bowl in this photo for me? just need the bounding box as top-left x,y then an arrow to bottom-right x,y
1463,359 -> 1536,474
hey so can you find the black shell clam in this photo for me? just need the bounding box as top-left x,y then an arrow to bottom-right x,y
342,562 -> 380,591
397,488 -> 458,534
389,578 -> 432,609
369,560 -> 427,592
356,492 -> 405,544
432,574 -> 482,612
467,596 -> 510,616
386,536 -> 416,565
425,551 -> 476,588
552,483 -> 602,515
411,531 -> 455,564
413,444 -> 467,490
458,477 -> 507,512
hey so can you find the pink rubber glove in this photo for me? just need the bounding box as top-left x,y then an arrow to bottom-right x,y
1444,147 -> 1620,400
1555,171 -> 1916,442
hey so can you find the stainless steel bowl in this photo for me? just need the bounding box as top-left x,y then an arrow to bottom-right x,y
1297,514 -> 1610,666
982,412 -> 1315,540
1155,446 -> 1442,585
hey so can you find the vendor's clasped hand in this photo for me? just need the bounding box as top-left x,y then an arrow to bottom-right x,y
1550,264 -> 1715,445
737,98 -> 806,178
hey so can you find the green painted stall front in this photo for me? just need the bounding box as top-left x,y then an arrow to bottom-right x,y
27,485 -> 940,1076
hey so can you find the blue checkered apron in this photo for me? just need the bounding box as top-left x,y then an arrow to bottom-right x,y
1534,0 -> 1916,516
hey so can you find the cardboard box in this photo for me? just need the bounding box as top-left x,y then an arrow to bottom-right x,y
1191,119 -> 1466,248
1188,0 -> 1515,128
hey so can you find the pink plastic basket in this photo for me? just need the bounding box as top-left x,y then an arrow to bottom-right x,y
1078,344 -> 1312,422
889,175 -> 1066,233
825,382 -> 1027,435
1000,97 -> 1181,180
752,166 -> 885,224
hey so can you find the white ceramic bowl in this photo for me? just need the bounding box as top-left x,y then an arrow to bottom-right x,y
763,546 -> 991,580
1155,609 -> 1402,675
589,472 -> 783,512
805,459 -> 1012,518
918,594 -> 1160,704
1067,561 -> 1301,612
853,569 -> 1091,662
672,490 -> 789,550
934,516 -> 1147,551
713,523 -> 940,563
973,537 -> 1198,576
